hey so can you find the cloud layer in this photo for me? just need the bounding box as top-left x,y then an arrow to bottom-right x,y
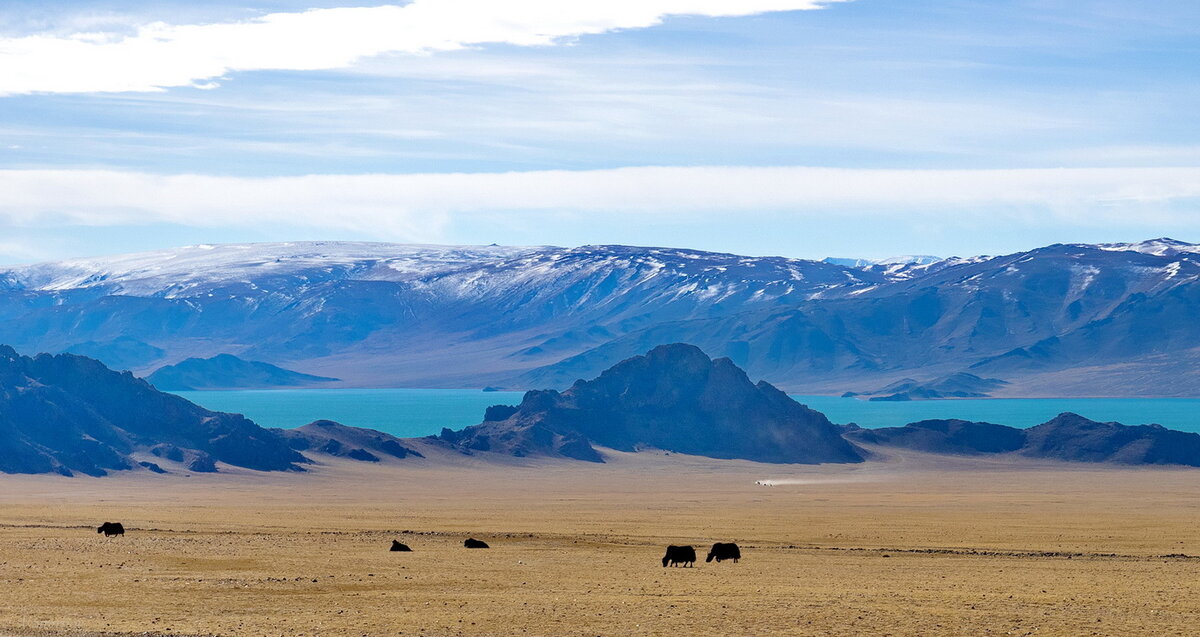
2,165 -> 1197,240
0,0 -> 839,95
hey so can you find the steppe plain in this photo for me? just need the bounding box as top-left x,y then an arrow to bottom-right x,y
1,443 -> 1198,637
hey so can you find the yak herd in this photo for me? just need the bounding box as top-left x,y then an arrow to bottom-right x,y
663,543 -> 741,567
99,522 -> 740,567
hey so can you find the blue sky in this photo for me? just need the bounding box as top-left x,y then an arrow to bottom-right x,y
1,0 -> 1198,263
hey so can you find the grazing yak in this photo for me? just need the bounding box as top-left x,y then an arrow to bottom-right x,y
662,545 -> 696,567
390,540 -> 412,552
464,538 -> 490,549
97,522 -> 125,537
706,542 -> 741,563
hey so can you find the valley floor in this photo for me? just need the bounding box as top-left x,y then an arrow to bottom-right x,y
1,447 -> 1198,636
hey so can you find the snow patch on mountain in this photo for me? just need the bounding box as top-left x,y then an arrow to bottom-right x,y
1091,238 -> 1200,257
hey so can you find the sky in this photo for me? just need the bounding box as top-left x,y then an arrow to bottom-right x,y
0,0 -> 1198,264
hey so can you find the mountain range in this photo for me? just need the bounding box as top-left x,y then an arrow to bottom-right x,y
5,343 -> 1198,476
2,238 -> 1199,396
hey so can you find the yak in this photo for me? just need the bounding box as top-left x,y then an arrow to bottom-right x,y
390,540 -> 412,552
706,542 -> 741,563
661,545 -> 696,567
464,538 -> 490,549
97,522 -> 125,537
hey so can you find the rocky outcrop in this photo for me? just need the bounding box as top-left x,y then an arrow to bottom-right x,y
148,353 -> 337,390
0,346 -> 308,476
439,344 -> 864,464
437,419 -> 603,462
279,420 -> 424,462
846,412 -> 1200,466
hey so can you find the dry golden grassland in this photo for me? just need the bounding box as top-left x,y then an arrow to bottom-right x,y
1,445 -> 1199,636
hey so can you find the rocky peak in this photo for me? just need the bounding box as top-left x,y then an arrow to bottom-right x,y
439,343 -> 864,464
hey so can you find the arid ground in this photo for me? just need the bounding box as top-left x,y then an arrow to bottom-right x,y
1,444 -> 1198,636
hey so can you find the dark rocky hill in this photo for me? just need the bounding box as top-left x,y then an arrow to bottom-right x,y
845,412 -> 1200,466
0,346 -> 308,476
148,353 -> 338,390
1022,413 -> 1200,465
437,344 -> 864,464
845,419 -> 1026,455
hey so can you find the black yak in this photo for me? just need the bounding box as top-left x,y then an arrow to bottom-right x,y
97,522 -> 125,537
390,540 -> 412,552
706,542 -> 741,563
662,545 -> 696,567
464,538 -> 489,549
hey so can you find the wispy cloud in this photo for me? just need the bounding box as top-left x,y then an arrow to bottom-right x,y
2,166 -> 1198,240
0,0 -> 841,96
0,238 -> 56,264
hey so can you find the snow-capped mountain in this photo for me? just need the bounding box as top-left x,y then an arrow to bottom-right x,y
0,242 -> 885,386
1089,237 -> 1200,257
1,239 -> 1199,396
2,242 -> 547,296
522,240 -> 1200,395
822,254 -> 943,268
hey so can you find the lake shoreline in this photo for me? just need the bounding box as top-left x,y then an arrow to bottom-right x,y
170,388 -> 1200,436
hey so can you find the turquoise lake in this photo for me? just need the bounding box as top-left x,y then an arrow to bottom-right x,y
172,388 -> 1200,437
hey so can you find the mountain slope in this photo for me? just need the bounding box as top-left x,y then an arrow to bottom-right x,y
437,344 -> 864,464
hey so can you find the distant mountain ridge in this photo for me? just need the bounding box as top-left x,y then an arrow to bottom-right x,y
148,354 -> 338,390
64,336 -> 164,371
844,372 -> 1009,401
2,238 -> 1199,396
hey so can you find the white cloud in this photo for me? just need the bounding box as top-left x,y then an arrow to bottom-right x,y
1,166 -> 1198,240
0,0 -> 841,96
